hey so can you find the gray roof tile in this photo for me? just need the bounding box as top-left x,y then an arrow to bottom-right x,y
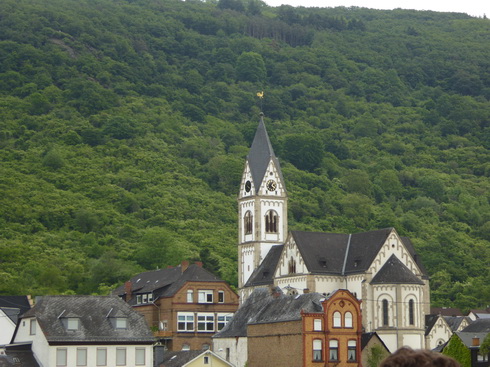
21,296 -> 154,344
371,254 -> 425,285
245,245 -> 283,287
461,318 -> 490,333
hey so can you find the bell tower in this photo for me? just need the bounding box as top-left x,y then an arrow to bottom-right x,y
238,113 -> 287,290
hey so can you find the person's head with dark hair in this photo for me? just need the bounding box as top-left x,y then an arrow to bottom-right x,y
380,348 -> 460,367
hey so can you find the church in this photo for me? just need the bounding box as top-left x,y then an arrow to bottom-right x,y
237,113 -> 431,352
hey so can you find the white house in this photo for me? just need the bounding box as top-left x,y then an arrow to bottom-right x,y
11,295 -> 155,367
0,296 -> 31,345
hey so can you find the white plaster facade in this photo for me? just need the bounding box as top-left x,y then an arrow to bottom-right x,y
425,316 -> 453,350
213,336 -> 247,367
0,309 -> 16,345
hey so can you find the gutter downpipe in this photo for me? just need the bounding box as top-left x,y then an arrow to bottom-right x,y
342,234 -> 352,288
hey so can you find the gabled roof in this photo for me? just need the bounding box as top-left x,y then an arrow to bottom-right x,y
454,332 -> 489,348
425,314 -> 441,336
214,288 -> 279,338
361,332 -> 390,352
19,296 -> 154,344
161,350 -> 233,367
113,263 -> 225,305
371,255 -> 425,285
247,114 -> 284,193
3,344 -> 40,367
248,292 -> 324,325
0,296 -> 31,324
245,245 -> 283,287
443,316 -> 472,332
461,318 -> 490,333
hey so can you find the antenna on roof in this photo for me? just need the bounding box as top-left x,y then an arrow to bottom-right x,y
106,308 -> 113,318
57,310 -> 66,319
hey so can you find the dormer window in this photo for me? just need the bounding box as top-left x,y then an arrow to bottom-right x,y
115,317 -> 127,329
67,317 -> 80,330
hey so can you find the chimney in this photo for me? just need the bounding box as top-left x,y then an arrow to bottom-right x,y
181,260 -> 190,273
303,288 -> 310,294
472,337 -> 480,347
125,281 -> 132,302
195,261 -> 203,268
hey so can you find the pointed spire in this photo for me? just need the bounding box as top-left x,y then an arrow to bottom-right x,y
247,113 -> 284,193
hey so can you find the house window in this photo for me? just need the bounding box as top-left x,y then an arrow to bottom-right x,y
217,313 -> 233,330
313,318 -> 322,331
56,348 -> 67,367
313,339 -> 323,361
116,348 -> 126,366
177,312 -> 194,331
329,340 -> 339,361
333,311 -> 341,327
202,344 -> 210,350
67,317 -> 80,330
182,344 -> 190,351
409,299 -> 414,325
96,348 -> 107,366
382,299 -> 389,326
142,294 -> 148,303
197,313 -> 215,332
198,290 -> 213,303
136,295 -> 142,304
244,211 -> 253,234
204,356 -> 209,364
29,319 -> 36,335
135,348 -> 145,365
218,291 -> 224,303
77,348 -> 87,366
348,340 -> 357,361
265,210 -> 278,233
187,289 -> 193,303
148,293 -> 153,303
345,312 -> 353,328
116,317 -> 127,329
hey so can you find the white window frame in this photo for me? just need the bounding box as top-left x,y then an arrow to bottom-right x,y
204,356 -> 210,364
333,311 -> 341,327
177,312 -> 195,332
56,348 -> 67,367
135,348 -> 146,366
329,340 -> 339,361
115,317 -> 127,329
313,318 -> 322,331
313,339 -> 322,361
217,313 -> 233,331
77,348 -> 87,366
142,294 -> 148,303
67,317 -> 79,330
348,340 -> 357,361
187,289 -> 193,303
198,290 -> 213,303
96,348 -> 107,366
116,348 -> 126,366
29,319 -> 36,335
345,312 -> 353,328
136,295 -> 142,304
197,313 -> 215,332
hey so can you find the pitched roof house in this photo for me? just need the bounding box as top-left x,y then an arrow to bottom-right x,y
0,296 -> 32,345
160,349 -> 234,367
237,114 -> 431,353
114,261 -> 239,351
11,295 -> 154,367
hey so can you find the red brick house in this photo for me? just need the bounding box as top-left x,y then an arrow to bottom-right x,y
114,261 -> 239,351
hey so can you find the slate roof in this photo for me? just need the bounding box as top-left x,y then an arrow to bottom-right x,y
20,296 -> 154,344
461,318 -> 490,333
0,296 -> 31,324
213,288 -> 279,338
371,254 -> 425,285
425,314 -> 441,336
113,264 -> 224,305
160,350 -> 203,367
2,344 -> 40,367
361,332 -> 390,352
431,307 -> 464,316
455,332 -> 489,348
245,245 -> 283,287
247,292 -> 324,325
289,228 -> 427,279
444,316 -> 472,332
247,114 -> 285,194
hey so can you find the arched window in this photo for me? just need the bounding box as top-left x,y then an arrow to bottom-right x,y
265,210 -> 278,233
409,299 -> 414,325
345,312 -> 353,328
244,211 -> 253,234
313,340 -> 323,361
347,340 -> 357,361
288,256 -> 296,274
333,312 -> 341,328
382,299 -> 389,326
329,340 -> 338,361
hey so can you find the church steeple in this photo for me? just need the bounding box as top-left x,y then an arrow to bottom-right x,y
238,113 -> 288,292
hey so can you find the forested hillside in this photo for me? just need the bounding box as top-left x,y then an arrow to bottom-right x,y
1,0 -> 489,310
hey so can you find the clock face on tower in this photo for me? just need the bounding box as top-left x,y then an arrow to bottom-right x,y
266,179 -> 277,191
245,180 -> 251,193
